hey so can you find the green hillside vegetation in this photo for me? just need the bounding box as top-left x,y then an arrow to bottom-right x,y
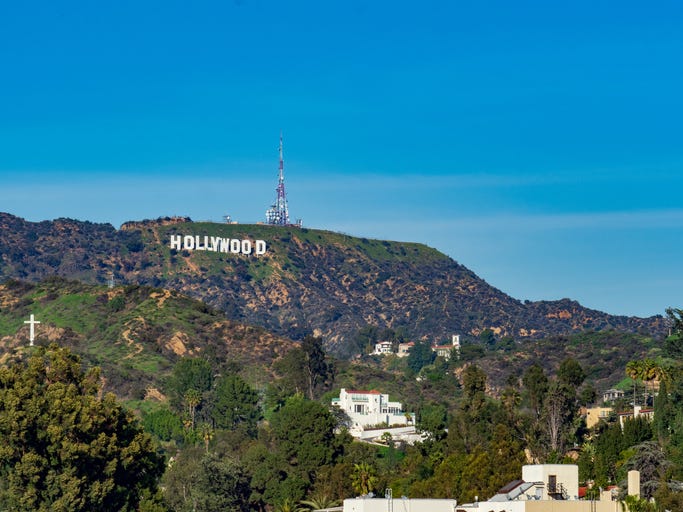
0,277 -> 293,403
0,278 -> 682,510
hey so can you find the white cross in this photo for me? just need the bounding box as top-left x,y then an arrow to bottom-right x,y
24,314 -> 40,346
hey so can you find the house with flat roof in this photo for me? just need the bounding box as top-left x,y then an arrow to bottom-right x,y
331,388 -> 418,442
371,341 -> 393,355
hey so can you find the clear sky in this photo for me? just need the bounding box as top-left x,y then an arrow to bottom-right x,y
1,1 -> 681,318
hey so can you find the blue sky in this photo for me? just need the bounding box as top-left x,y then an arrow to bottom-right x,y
1,1 -> 682,318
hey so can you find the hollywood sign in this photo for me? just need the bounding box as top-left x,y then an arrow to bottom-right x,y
169,235 -> 267,255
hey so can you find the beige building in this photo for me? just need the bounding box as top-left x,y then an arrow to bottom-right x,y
585,406 -> 613,429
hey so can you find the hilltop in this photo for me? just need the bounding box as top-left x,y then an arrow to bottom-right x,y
0,213 -> 667,356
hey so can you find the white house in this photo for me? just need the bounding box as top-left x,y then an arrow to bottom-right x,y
331,388 -> 414,430
602,388 -> 624,403
371,341 -> 393,356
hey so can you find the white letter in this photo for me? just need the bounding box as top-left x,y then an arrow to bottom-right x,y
220,238 -> 230,253
210,236 -> 221,252
230,239 -> 241,254
255,240 -> 267,255
184,235 -> 195,250
241,240 -> 252,255
170,235 -> 182,250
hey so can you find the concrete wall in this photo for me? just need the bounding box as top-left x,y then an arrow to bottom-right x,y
522,464 -> 579,500
343,498 -> 459,512
343,498 -> 622,512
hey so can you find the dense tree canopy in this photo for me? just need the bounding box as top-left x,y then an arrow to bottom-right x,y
0,345 -> 164,511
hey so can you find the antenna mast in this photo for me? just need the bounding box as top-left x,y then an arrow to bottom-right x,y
266,132 -> 292,226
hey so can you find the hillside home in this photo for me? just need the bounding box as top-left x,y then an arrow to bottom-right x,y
618,405 -> 654,429
331,388 -> 415,432
371,341 -> 393,355
431,334 -> 461,360
396,335 -> 461,360
602,388 -> 624,403
397,341 -> 414,357
584,406 -> 613,429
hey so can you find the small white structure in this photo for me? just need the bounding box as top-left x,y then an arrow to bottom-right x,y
371,341 -> 393,356
602,388 -> 624,403
331,388 -> 415,432
24,314 -> 41,346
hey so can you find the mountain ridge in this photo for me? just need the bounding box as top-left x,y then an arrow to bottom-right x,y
0,212 -> 666,355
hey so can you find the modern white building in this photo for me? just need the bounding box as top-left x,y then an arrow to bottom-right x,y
331,388 -> 414,430
371,341 -> 393,355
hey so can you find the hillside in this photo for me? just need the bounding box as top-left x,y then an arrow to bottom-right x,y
0,277 -> 659,413
0,213 -> 667,356
0,277 -> 293,401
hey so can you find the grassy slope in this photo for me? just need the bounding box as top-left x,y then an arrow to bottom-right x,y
0,277 -> 294,411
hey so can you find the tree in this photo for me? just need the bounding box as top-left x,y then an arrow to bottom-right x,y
301,335 -> 332,400
558,358 -> 585,388
478,328 -> 496,349
163,448 -> 250,512
0,345 -> 164,511
418,402 -> 448,439
212,373 -> 261,435
542,381 -> 575,455
406,340 -> 435,374
625,441 -> 672,500
626,360 -> 643,407
169,357 -> 213,399
665,307 -> 683,358
299,492 -> 340,511
269,394 -> 337,483
168,357 -> 213,424
351,462 -> 378,496
143,406 -> 184,442
522,363 -> 548,419
461,364 -> 487,413
273,337 -> 334,401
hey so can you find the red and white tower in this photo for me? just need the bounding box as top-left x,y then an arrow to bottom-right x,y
266,133 -> 295,226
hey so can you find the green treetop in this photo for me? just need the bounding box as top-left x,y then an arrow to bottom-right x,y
0,344 -> 165,512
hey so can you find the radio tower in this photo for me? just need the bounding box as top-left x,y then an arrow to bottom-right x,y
265,133 -> 291,226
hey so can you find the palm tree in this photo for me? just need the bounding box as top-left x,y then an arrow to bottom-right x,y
640,359 -> 657,405
274,497 -> 305,512
351,462 -> 378,496
619,494 -> 656,512
299,492 -> 341,511
184,388 -> 202,430
626,360 -> 643,408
